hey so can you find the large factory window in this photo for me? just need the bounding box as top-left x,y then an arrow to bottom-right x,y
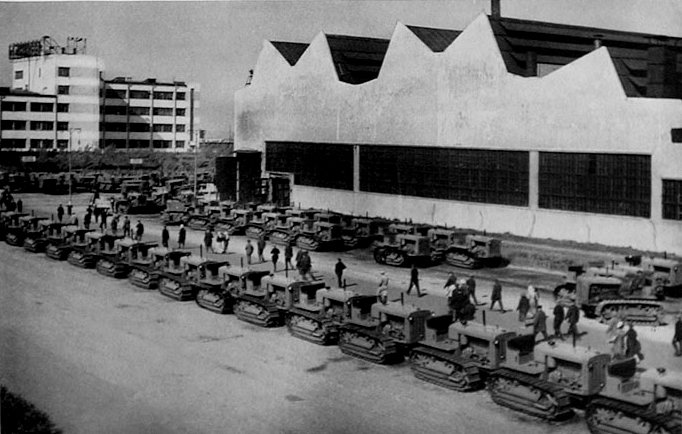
360,146 -> 529,206
663,180 -> 682,220
266,141 -> 354,191
539,152 -> 650,217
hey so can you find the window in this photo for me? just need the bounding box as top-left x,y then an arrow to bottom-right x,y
153,140 -> 172,148
57,122 -> 69,131
129,139 -> 150,149
129,90 -> 150,99
175,124 -> 185,132
176,108 -> 186,116
538,152 -> 650,218
663,180 -> 682,220
105,139 -> 127,149
266,142 -> 355,191
176,92 -> 186,100
30,139 -> 53,149
57,140 -> 68,149
153,91 -> 174,100
358,145 -> 529,205
1,139 -> 26,149
31,102 -> 54,112
1,120 -> 26,130
672,129 -> 682,143
30,121 -> 54,131
14,70 -> 23,80
104,122 -> 127,132
175,140 -> 185,148
105,88 -> 127,99
153,107 -> 174,116
104,105 -> 127,115
58,67 -> 70,77
128,106 -> 150,116
153,124 -> 173,132
57,103 -> 69,113
129,123 -> 150,132
1,101 -> 26,111
58,85 -> 70,95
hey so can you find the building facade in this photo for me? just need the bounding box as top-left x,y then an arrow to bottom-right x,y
0,36 -> 199,152
234,14 -> 682,253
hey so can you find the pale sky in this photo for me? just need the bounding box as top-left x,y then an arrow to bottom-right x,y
1,0 -> 681,139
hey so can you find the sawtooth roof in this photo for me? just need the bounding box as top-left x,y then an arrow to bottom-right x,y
270,41 -> 309,66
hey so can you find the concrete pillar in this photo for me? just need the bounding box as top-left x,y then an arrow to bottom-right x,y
353,145 -> 360,192
529,151 -> 539,210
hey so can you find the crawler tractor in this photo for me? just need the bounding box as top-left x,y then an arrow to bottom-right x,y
429,228 -> 502,269
185,259 -> 231,311
45,225 -> 79,260
25,221 -> 66,253
128,247 -> 174,289
244,205 -> 282,240
2,212 -> 29,246
186,201 -> 222,231
293,213 -> 344,251
626,255 -> 682,298
373,229 -> 440,267
161,200 -> 190,226
410,316 -> 516,391
113,238 -> 159,285
157,253 -> 203,301
66,230 -> 99,268
6,214 -> 40,246
94,233 -> 127,277
338,296 -> 431,364
286,285 -> 356,345
234,274 -> 325,327
341,216 -> 388,248
195,265 -> 270,314
214,208 -> 253,235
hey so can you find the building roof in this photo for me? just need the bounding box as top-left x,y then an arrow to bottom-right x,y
0,87 -> 55,98
103,77 -> 189,87
270,41 -> 309,66
325,34 -> 390,85
406,25 -> 462,53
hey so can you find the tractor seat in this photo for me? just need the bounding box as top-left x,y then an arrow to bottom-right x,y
427,314 -> 453,330
507,334 -> 536,355
607,357 -> 637,379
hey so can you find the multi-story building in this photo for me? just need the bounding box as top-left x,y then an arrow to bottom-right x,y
100,77 -> 199,151
0,35 -> 199,152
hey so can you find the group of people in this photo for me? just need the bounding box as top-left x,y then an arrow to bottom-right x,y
1,189 -> 21,213
607,317 -> 644,361
202,228 -> 230,254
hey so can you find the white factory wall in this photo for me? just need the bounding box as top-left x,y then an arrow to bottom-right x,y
234,14 -> 682,254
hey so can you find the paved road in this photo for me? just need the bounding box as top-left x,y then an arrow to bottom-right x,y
2,193 -> 680,434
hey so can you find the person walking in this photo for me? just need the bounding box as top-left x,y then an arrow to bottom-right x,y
271,246 -> 280,272
204,229 -> 214,254
257,236 -> 266,262
553,304 -> 565,340
284,244 -> 293,270
299,251 -> 312,280
449,280 -> 470,322
110,215 -> 119,235
93,205 -> 100,224
83,211 -> 91,230
16,198 -> 22,213
610,321 -> 627,359
57,204 -> 65,222
673,314 -> 682,357
122,216 -> 131,238
245,239 -> 254,265
527,284 -> 539,315
99,210 -> 108,232
516,294 -> 530,322
135,220 -> 144,241
377,271 -> 389,305
221,231 -> 229,254
162,226 -> 170,248
178,224 -> 186,249
490,279 -> 504,312
625,322 -> 643,361
335,258 -> 347,288
566,302 -> 580,339
467,275 -> 479,305
407,264 -> 422,297
533,305 -> 549,342
444,272 -> 457,289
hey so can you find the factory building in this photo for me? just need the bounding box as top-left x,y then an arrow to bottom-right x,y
0,36 -> 199,152
234,11 -> 682,253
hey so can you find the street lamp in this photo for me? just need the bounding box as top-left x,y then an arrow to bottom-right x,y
68,128 -> 81,209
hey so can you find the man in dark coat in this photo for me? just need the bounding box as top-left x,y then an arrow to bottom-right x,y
533,305 -> 548,342
178,224 -> 186,249
517,294 -> 530,322
673,314 -> 682,357
284,245 -> 294,270
271,246 -> 280,272
566,303 -> 580,338
135,220 -> 144,241
83,211 -> 91,230
122,216 -> 131,238
625,322 -> 643,361
204,229 -> 214,254
406,264 -> 422,296
553,304 -> 565,340
57,204 -> 64,222
299,251 -> 312,280
162,226 -> 169,248
245,239 -> 254,265
335,258 -> 347,288
467,275 -> 479,305
16,199 -> 22,213
490,279 -> 504,312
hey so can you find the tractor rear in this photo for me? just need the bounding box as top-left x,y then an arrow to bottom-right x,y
161,200 -> 190,226
341,217 -> 388,248
438,230 -> 502,269
94,234 -> 127,277
410,317 -> 516,391
244,205 -> 282,240
45,225 -> 79,260
214,208 -> 253,235
286,285 -> 354,345
129,247 -> 171,289
66,230 -> 99,268
157,253 -> 201,301
295,219 -> 343,251
627,255 -> 682,298
338,296 -> 431,364
115,240 -> 159,288
25,221 -> 65,253
196,266 -> 270,314
373,232 -> 436,267
3,212 -> 29,246
188,260 -> 231,313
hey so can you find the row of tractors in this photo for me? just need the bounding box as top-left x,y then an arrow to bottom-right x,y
0,206 -> 680,434
161,202 -> 503,269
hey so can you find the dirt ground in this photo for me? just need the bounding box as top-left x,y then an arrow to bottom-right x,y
1,193 -> 681,434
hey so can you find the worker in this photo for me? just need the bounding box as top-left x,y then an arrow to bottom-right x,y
335,258 -> 347,288
271,246 -> 280,272
135,220 -> 144,241
407,264 -> 422,297
161,225 -> 169,248
245,239 -> 254,265
516,293 -> 530,322
673,314 -> 682,357
553,304 -> 565,340
204,229 -> 214,254
610,321 -> 627,359
467,275 -> 479,305
490,279 -> 504,312
177,224 -> 186,249
444,272 -> 457,289
257,236 -> 266,262
57,204 -> 64,222
625,322 -> 643,361
284,244 -> 293,270
377,271 -> 389,305
565,302 -> 580,339
533,305 -> 548,342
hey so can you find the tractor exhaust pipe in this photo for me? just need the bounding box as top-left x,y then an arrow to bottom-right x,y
401,293 -> 404,305
200,244 -> 203,258
482,310 -> 486,327
241,257 -> 243,268
343,278 -> 346,289
573,332 -> 576,348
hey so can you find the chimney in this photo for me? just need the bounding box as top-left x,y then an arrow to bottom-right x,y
491,0 -> 501,19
